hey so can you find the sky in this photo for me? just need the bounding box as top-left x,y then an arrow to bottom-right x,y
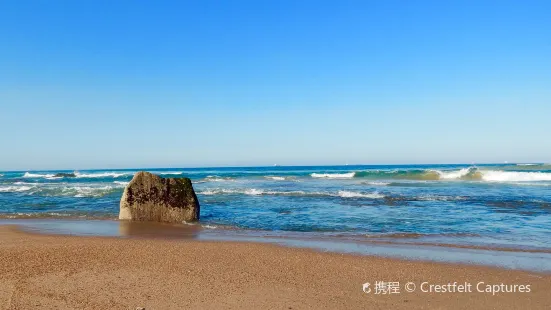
1,0 -> 550,170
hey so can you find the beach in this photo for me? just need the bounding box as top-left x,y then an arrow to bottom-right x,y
1,226 -> 549,310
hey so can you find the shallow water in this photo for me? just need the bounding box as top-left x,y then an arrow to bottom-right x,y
1,164 -> 550,250
2,219 -> 551,273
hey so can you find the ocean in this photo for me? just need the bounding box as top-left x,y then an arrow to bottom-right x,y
1,164 -> 551,251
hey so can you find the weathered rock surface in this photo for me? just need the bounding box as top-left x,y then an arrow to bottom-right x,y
119,172 -> 200,223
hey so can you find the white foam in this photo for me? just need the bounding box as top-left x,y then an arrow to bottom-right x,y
200,189 -> 237,195
337,190 -> 384,199
204,176 -> 235,182
198,188 -> 306,196
416,195 -> 466,201
23,172 -> 55,178
158,171 -> 183,175
311,172 -> 355,179
435,168 -> 471,179
114,181 -> 130,186
265,176 -> 286,181
199,188 -> 385,198
481,171 -> 551,182
65,186 -> 115,198
0,185 -> 34,192
244,189 -> 264,195
0,182 -> 121,197
200,188 -> 264,195
75,172 -> 128,178
365,181 -> 390,186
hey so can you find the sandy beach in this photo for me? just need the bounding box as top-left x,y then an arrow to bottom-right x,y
0,226 -> 549,309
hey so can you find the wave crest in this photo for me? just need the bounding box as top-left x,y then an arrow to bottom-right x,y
481,171 -> 551,182
338,191 -> 384,199
198,188 -> 384,199
0,184 -> 119,197
23,172 -> 55,178
74,172 -> 128,178
311,172 -> 355,179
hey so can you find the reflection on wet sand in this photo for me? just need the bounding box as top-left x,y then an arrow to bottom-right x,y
2,219 -> 551,272
118,221 -> 202,239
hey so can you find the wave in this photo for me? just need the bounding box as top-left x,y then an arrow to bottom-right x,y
41,185 -> 119,198
74,172 -> 129,178
352,168 -> 482,181
199,188 -> 270,196
311,172 -> 356,179
0,185 -> 34,192
203,176 -> 235,182
305,167 -> 551,183
265,176 -> 287,181
0,184 -> 120,197
198,188 -> 384,199
414,195 -> 467,201
481,171 -> 551,182
23,171 -> 130,179
436,168 -> 473,179
364,181 -> 391,186
113,181 -> 130,186
155,171 -> 183,175
337,191 -> 384,199
23,172 -> 55,178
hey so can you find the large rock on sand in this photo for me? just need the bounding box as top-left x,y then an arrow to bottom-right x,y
119,172 -> 200,223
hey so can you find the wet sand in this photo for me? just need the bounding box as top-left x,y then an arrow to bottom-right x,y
0,226 -> 550,310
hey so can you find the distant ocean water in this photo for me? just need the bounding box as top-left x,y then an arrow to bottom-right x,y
1,164 -> 551,250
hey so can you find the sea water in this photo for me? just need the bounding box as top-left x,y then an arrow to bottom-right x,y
1,164 -> 550,250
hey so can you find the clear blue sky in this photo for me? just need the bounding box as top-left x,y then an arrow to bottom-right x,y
1,0 -> 550,170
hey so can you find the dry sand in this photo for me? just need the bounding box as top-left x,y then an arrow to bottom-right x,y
0,226 -> 549,310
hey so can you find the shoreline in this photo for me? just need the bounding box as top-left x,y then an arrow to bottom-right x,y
2,219 -> 551,273
1,216 -> 550,252
1,225 -> 550,309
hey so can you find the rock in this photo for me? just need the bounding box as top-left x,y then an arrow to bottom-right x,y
54,172 -> 76,178
119,171 -> 200,223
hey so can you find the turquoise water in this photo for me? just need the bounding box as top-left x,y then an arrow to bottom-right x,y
1,164 -> 551,250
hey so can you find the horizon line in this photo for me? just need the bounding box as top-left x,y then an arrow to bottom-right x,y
1,162 -> 546,172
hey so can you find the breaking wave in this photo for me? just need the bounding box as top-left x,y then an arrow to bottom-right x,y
0,185 -> 34,192
203,176 -> 235,182
23,171 -> 130,179
74,172 -> 129,178
23,172 -> 55,178
198,188 -> 384,199
0,184 -> 120,197
307,167 -> 551,182
311,172 -> 356,179
337,191 -> 384,199
481,171 -> 551,182
364,181 -> 391,186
